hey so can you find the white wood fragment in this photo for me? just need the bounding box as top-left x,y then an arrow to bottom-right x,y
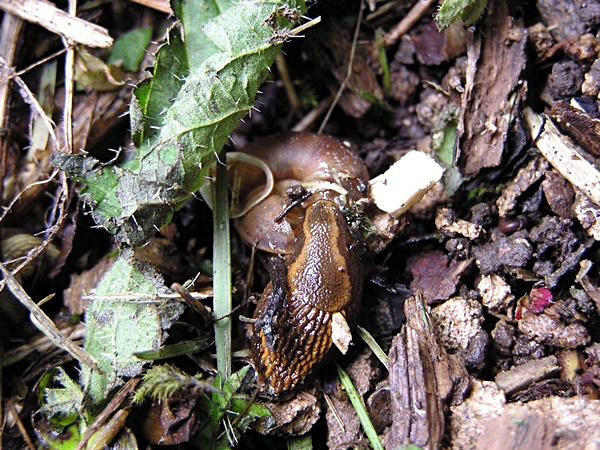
369,150 -> 445,218
524,107 -> 600,208
0,0 -> 113,48
331,312 -> 352,354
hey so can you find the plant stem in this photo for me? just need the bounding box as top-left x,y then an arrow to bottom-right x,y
213,152 -> 232,380
337,364 -> 384,450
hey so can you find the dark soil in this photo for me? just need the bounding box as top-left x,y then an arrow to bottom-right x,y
2,0 -> 600,448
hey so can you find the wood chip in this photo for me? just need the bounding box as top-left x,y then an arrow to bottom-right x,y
455,0 -> 527,177
524,107 -> 600,208
369,150 -> 444,218
495,355 -> 560,396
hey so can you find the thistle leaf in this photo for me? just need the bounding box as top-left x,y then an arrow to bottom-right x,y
55,0 -> 306,246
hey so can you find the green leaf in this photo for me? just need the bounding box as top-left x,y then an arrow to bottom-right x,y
74,48 -> 126,91
59,0 -> 306,246
41,369 -> 85,425
108,27 -> 153,72
194,366 -> 270,448
80,250 -> 183,405
172,0 -> 234,69
130,26 -> 188,147
36,422 -> 82,450
435,0 -> 488,29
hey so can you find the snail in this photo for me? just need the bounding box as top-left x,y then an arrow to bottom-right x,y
206,132 -> 370,393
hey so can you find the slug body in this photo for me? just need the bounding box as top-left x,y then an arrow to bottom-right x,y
235,132 -> 369,394
251,199 -> 364,393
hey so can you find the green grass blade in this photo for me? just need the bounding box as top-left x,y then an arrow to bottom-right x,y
337,364 -> 384,450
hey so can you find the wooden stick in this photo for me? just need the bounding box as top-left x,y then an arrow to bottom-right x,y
382,0 -> 437,47
0,0 -> 113,48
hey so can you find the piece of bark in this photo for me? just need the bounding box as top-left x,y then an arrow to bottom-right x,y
541,169 -> 575,219
476,411 -> 552,450
408,251 -> 472,304
404,296 -> 470,406
386,326 -> 440,449
547,100 -> 600,157
256,389 -> 321,436
385,295 -> 469,450
496,155 -> 549,217
574,190 -> 600,240
455,0 -> 527,177
495,355 -> 560,396
461,395 -> 600,450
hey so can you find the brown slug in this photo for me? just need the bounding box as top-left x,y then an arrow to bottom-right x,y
235,132 -> 369,394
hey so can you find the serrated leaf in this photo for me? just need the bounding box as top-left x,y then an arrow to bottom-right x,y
131,28 -> 188,146
80,250 -> 183,405
60,0 -> 306,246
41,368 -> 85,423
173,0 -> 234,68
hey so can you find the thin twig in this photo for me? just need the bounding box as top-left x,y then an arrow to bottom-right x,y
381,0 -> 437,47
0,172 -> 67,291
0,46 -> 70,83
0,340 -> 4,449
318,0 -> 364,134
0,261 -> 100,372
275,51 -> 299,111
0,57 -> 68,289
0,14 -> 23,212
292,94 -> 333,132
3,323 -> 85,367
130,0 -> 172,14
8,402 -> 35,450
0,170 -> 60,222
0,56 -> 58,147
74,378 -> 140,450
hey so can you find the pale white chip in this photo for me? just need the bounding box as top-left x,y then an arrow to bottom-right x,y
369,150 -> 445,218
331,312 -> 352,354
